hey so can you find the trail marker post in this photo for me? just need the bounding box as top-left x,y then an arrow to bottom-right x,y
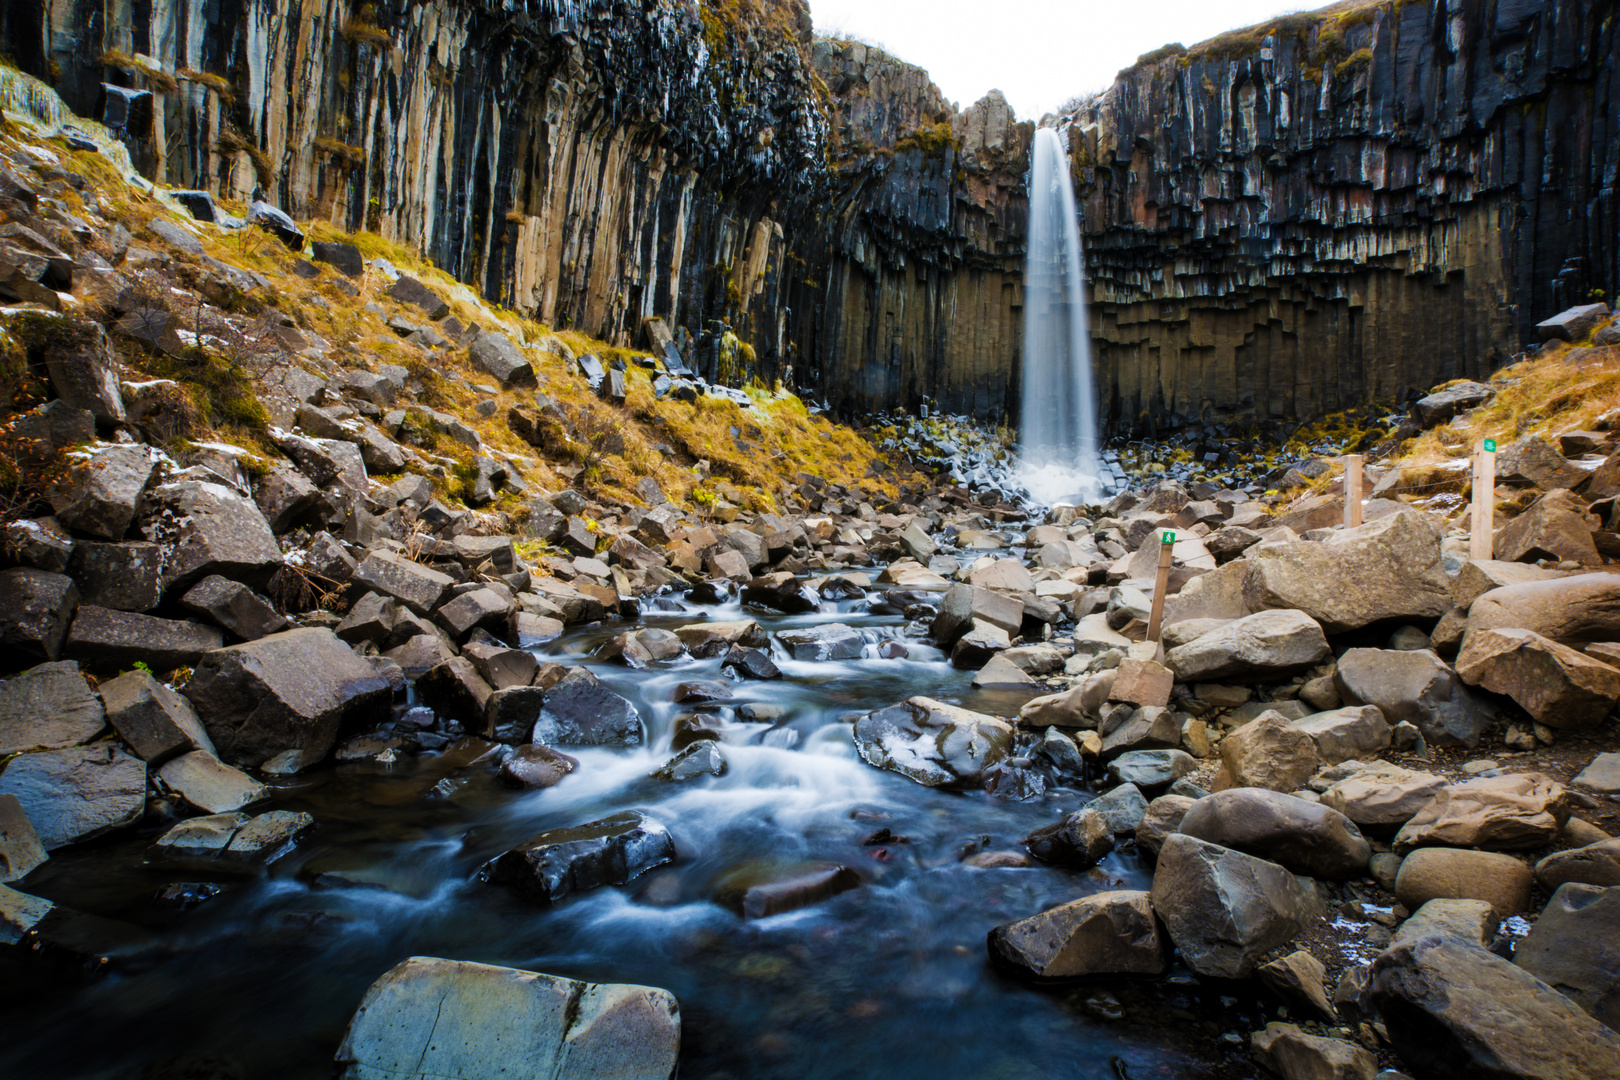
1343,454 -> 1364,528
1471,439 -> 1497,561
1146,529 -> 1175,642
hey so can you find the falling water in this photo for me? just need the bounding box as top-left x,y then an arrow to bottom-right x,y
1018,126 -> 1103,505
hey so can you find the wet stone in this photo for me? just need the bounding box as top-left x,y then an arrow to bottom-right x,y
499,745 -> 579,790
651,742 -> 727,782
721,645 -> 781,680
713,861 -> 861,919
478,810 -> 676,904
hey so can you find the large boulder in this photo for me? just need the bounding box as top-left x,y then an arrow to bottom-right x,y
98,667 -> 213,763
853,696 -> 1013,788
1241,511 -> 1452,632
352,551 -> 454,615
1177,788 -> 1371,879
1495,436 -> 1583,491
1250,1024 -> 1376,1080
1149,834 -> 1322,979
1463,573 -> 1620,647
1393,848 -> 1534,916
334,956 -> 680,1080
64,606 -> 224,673
0,744 -> 145,849
182,627 -> 395,767
1319,764 -> 1446,829
0,661 -> 104,755
1219,711 -> 1320,793
48,443 -> 160,539
1412,381 -> 1495,427
1163,609 -> 1329,681
1534,838 -> 1620,891
1393,773 -> 1567,853
0,567 -> 78,661
987,891 -> 1166,978
1292,705 -> 1391,765
1513,883 -> 1620,1030
139,480 -> 284,590
929,584 -> 1023,645
478,810 -> 675,904
1333,648 -> 1483,747
776,623 -> 865,661
531,666 -> 643,747
1367,936 -> 1620,1078
1456,627 -> 1620,730
467,332 -> 537,389
1494,489 -> 1600,564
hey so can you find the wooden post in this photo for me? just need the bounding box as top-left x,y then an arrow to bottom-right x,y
1471,439 -> 1497,561
1343,454 -> 1364,528
1146,530 -> 1176,643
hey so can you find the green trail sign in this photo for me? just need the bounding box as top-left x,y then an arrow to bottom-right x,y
1161,530 -> 1176,544
1483,439 -> 1497,453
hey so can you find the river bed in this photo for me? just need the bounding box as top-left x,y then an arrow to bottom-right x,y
0,587 -> 1270,1080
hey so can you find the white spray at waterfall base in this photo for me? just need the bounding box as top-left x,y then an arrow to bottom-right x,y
1018,126 -> 1105,506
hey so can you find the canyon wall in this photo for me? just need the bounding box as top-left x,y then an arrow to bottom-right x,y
1071,0 -> 1619,435
1,0 -> 1615,434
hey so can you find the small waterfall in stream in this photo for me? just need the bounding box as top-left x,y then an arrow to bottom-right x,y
1017,126 -> 1104,505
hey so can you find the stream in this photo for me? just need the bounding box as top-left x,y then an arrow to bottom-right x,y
0,580 -> 1269,1080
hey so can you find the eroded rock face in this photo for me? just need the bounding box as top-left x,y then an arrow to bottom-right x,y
335,956 -> 680,1080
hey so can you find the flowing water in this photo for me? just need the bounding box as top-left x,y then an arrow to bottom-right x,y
0,586 -> 1265,1080
1019,127 -> 1104,507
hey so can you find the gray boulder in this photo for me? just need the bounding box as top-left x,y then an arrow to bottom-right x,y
1149,834 -> 1322,979
65,606 -> 224,673
49,443 -> 160,539
1292,705 -> 1392,765
1368,935 -> 1620,1078
987,891 -> 1166,978
776,623 -> 865,661
1164,609 -> 1329,682
852,696 -> 1013,788
468,332 -> 537,389
99,667 -> 214,763
930,583 -> 1023,645
0,567 -> 78,661
1513,883 -> 1620,1030
182,627 -> 394,767
67,540 -> 164,611
478,810 -> 675,904
532,666 -> 643,747
1107,750 -> 1196,792
1242,511 -> 1452,632
1177,788 -> 1371,879
140,480 -> 284,590
334,956 -> 680,1080
1333,647 -> 1482,747
181,576 -> 290,641
352,551 -> 455,614
0,744 -> 146,849
0,660 -> 104,755
1089,783 -> 1150,836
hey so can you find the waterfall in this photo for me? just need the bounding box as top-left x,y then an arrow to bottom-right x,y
1018,126 -> 1103,505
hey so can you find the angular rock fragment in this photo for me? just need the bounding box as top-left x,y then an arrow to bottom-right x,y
852,696 -> 1012,788
0,794 -> 47,883
65,606 -> 224,673
1250,1024 -> 1374,1080
98,667 -> 213,763
1164,609 -> 1329,682
1024,807 -> 1113,868
181,575 -> 290,640
478,810 -> 675,903
0,660 -> 104,755
1219,711 -> 1320,793
1393,773 -> 1567,853
183,627 -> 394,767
1149,834 -> 1322,979
1456,627 -> 1620,729
0,567 -> 78,662
1333,647 -> 1481,747
157,750 -> 266,813
1292,705 -> 1391,765
987,890 -> 1165,978
352,551 -> 454,614
531,666 -> 643,747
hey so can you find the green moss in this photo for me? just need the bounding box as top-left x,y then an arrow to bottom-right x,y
892,120 -> 958,157
1335,48 -> 1374,78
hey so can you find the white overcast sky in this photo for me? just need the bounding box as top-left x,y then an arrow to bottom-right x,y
811,0 -> 1315,119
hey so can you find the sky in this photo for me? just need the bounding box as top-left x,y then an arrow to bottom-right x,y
810,0 -> 1317,120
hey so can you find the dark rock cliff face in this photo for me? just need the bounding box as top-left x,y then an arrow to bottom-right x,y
2,0 -> 1615,436
1072,0 -> 1619,435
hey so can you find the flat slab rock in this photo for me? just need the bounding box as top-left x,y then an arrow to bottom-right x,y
478,810 -> 674,904
335,956 -> 680,1080
0,744 -> 146,850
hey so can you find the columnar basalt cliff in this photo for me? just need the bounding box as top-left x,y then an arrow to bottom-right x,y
2,0 -> 1615,434
1072,0 -> 1619,435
